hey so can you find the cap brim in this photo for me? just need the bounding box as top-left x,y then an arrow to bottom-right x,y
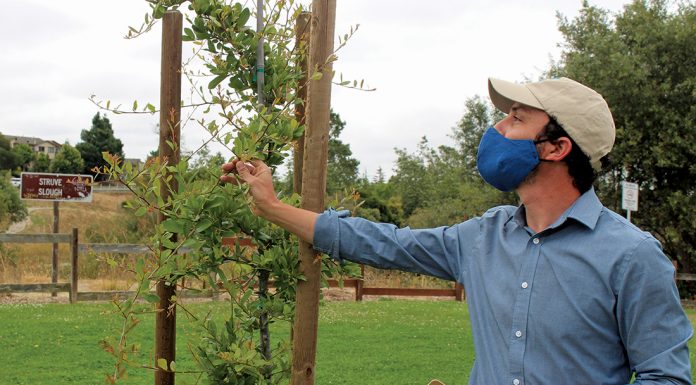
488,78 -> 544,113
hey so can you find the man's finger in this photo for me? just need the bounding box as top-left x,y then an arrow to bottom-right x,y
235,160 -> 255,181
221,160 -> 238,173
219,174 -> 242,185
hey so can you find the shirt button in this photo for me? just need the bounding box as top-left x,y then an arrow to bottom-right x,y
521,282 -> 528,289
532,238 -> 540,244
513,379 -> 520,385
515,330 -> 522,338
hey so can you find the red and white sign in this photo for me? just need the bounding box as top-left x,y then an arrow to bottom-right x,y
621,181 -> 639,212
20,172 -> 93,202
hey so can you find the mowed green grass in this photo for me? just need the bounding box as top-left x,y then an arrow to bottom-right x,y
0,300 -> 694,385
0,300 -> 472,385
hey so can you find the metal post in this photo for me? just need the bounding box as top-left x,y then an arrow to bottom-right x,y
291,2 -> 336,384
256,0 -> 265,106
155,10 -> 182,385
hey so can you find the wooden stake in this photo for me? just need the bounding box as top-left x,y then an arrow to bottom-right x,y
291,2 -> 336,384
155,10 -> 182,385
293,12 -> 311,196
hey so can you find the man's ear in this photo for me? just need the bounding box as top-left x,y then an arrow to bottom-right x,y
543,137 -> 573,161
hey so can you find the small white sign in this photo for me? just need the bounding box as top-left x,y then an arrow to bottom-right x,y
622,181 -> 639,212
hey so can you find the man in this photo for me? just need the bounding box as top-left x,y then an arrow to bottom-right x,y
220,77 -> 693,384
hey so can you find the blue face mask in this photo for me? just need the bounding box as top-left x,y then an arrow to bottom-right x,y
476,127 -> 547,192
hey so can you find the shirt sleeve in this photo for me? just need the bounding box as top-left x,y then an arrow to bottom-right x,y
312,209 -> 470,281
616,236 -> 693,385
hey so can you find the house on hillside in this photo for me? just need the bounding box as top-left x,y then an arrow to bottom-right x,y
5,135 -> 62,160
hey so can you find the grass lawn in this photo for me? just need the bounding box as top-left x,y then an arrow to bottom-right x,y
0,299 -> 693,385
0,299 -> 472,385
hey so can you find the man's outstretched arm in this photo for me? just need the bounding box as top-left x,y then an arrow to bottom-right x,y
219,159 -> 318,244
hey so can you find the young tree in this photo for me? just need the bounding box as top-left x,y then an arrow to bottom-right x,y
76,113 -> 124,177
554,0 -> 696,276
51,143 -> 85,174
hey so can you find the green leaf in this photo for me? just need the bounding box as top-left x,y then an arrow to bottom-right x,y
169,361 -> 176,372
153,4 -> 165,19
132,100 -> 138,111
196,219 -> 213,233
135,207 -> 148,217
311,71 -> 323,81
238,8 -> 251,25
142,292 -> 160,303
157,358 -> 168,370
162,219 -> 185,234
146,103 -> 156,113
208,74 -> 227,89
183,27 -> 195,41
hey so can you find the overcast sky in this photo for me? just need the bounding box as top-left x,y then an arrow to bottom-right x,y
1,0 -> 632,179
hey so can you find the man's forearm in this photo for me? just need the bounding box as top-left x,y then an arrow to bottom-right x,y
260,200 -> 319,244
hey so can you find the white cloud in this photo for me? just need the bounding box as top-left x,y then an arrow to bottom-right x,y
1,0 -> 631,177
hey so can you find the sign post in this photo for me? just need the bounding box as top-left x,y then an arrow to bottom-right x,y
20,172 -> 93,296
621,181 -> 639,222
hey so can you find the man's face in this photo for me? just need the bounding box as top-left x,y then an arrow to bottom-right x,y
494,103 -> 550,140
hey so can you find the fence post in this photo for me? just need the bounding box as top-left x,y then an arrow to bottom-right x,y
70,228 -> 78,304
52,201 -> 60,297
355,264 -> 364,301
455,283 -> 465,302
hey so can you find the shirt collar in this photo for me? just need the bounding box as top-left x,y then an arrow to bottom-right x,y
511,187 -> 603,231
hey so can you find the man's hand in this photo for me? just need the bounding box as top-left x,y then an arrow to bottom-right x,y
220,159 -> 279,218
220,158 -> 319,244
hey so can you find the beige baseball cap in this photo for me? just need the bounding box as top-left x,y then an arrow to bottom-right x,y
488,77 -> 615,171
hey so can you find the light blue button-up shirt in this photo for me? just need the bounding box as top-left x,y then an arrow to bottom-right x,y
313,189 -> 693,384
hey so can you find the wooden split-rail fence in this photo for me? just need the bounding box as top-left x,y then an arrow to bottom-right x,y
0,230 -> 465,303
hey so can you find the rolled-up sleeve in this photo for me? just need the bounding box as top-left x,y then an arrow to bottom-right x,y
312,209 -> 469,281
616,237 -> 693,384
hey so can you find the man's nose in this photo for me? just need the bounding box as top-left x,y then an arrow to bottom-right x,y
493,115 -> 511,135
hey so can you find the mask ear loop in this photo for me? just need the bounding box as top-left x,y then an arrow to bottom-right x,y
533,137 -> 555,163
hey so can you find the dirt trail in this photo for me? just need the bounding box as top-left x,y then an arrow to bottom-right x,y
5,207 -> 45,234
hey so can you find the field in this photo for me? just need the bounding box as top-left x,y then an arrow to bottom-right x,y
0,192 -> 453,291
0,299 -> 473,385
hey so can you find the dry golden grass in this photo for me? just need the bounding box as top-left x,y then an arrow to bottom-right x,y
0,192 -> 140,289
2,191 -> 454,292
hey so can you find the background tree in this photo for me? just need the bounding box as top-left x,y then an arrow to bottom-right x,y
280,110 -> 360,196
51,143 -> 85,174
327,111 -> 360,195
553,0 -> 696,280
0,133 -> 18,171
451,95 -> 506,179
0,171 -> 27,229
389,97 -> 515,227
30,153 -> 52,172
76,113 -> 124,178
11,144 -> 34,172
